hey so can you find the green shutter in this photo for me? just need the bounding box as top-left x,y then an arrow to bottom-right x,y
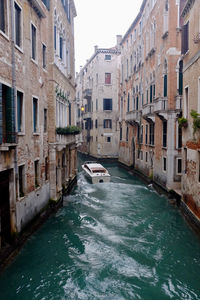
164,74 -> 167,97
6,86 -> 15,143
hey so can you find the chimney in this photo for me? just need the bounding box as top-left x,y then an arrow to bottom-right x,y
116,35 -> 122,49
94,45 -> 98,53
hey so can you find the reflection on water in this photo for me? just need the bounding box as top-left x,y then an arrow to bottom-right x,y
0,161 -> 200,300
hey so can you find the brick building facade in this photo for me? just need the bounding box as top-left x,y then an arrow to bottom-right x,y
181,0 -> 200,221
119,0 -> 183,192
76,39 -> 121,159
0,0 -> 77,249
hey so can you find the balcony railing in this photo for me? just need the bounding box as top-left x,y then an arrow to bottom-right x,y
83,89 -> 92,100
83,111 -> 92,119
154,97 -> 168,112
126,110 -> 140,124
142,103 -> 154,117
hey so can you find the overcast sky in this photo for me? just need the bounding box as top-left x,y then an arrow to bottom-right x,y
74,0 -> 143,73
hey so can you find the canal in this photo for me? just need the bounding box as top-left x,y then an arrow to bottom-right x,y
0,161 -> 200,299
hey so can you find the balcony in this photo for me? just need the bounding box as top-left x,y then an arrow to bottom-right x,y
125,110 -> 141,124
56,133 -> 77,151
142,103 -> 154,117
154,97 -> 168,113
83,111 -> 92,120
83,89 -> 92,100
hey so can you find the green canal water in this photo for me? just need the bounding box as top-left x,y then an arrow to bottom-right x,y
0,162 -> 200,299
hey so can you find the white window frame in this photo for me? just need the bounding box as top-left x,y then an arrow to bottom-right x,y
31,21 -> 37,63
14,1 -> 23,51
0,0 -> 9,39
32,96 -> 39,134
16,88 -> 25,134
176,157 -> 182,175
163,156 -> 167,172
18,163 -> 26,199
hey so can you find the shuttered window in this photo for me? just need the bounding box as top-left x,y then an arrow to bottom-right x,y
164,74 -> 167,97
181,22 -> 189,55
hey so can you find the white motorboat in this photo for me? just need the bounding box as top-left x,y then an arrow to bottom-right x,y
82,161 -> 111,184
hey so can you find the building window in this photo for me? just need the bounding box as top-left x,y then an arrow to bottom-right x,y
42,0 -> 50,9
54,25 -> 56,50
140,151 -> 143,161
105,55 -> 111,60
45,157 -> 48,181
18,165 -> 25,198
120,126 -> 122,141
178,125 -> 182,149
105,73 -> 111,84
145,124 -> 148,144
163,157 -> 167,172
107,137 -> 111,142
178,60 -> 183,96
96,99 -> 98,111
164,74 -> 167,97
44,108 -> 47,132
184,148 -> 187,174
33,97 -> 38,133
177,158 -> 182,175
104,119 -> 112,129
31,23 -> 36,60
0,83 -> 16,144
17,91 -> 23,132
127,93 -> 130,112
140,125 -> 143,144
184,86 -> 189,118
0,0 -> 8,34
149,123 -> 155,146
103,98 -> 112,111
34,160 -> 39,187
60,36 -> 63,59
145,152 -> 148,163
126,126 -> 129,141
95,119 -> 98,128
181,22 -> 189,55
163,0 -> 168,34
42,44 -> 46,68
15,2 -> 22,47
163,120 -> 167,147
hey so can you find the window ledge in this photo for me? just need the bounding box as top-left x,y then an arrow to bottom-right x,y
31,58 -> 38,65
0,30 -> 9,41
0,144 -> 17,151
33,132 -> 40,136
15,44 -> 23,54
17,132 -> 25,136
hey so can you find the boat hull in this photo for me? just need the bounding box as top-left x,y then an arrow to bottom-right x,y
82,163 -> 110,184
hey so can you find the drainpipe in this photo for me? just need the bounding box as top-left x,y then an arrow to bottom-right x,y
10,0 -> 18,236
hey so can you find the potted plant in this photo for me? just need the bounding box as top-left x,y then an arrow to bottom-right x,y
178,116 -> 188,128
190,110 -> 200,134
